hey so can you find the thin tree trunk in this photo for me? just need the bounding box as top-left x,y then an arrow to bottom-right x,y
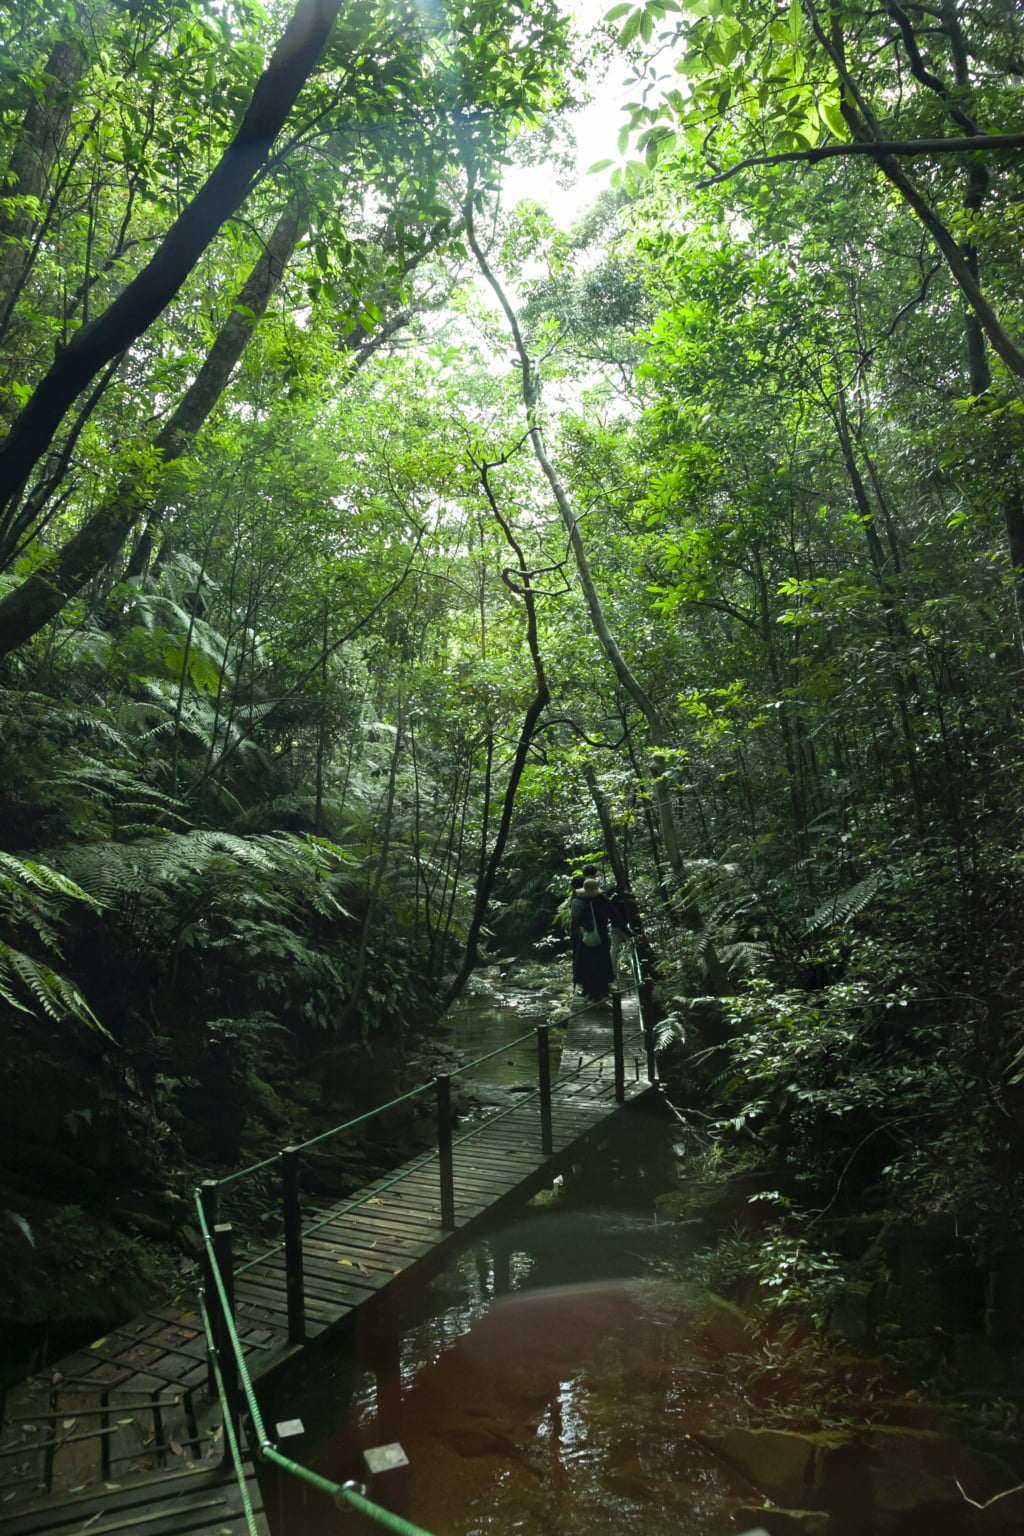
442,457 -> 551,1008
463,190 -> 729,993
0,36 -> 89,330
0,203 -> 303,647
0,0 -> 342,516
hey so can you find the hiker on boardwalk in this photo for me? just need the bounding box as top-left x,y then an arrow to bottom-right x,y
570,876 -> 616,999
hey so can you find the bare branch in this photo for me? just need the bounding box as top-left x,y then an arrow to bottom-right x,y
696,132 -> 1024,187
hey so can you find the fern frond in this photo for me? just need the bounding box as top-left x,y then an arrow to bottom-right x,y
0,852 -> 102,909
803,873 -> 881,938
0,943 -> 108,1032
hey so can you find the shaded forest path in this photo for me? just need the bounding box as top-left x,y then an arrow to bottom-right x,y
0,987 -> 660,1536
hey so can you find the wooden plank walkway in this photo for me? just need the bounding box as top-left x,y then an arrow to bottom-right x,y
0,994 -> 656,1536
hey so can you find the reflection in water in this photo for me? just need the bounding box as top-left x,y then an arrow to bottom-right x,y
283,978 -> 750,1535
440,980 -> 564,1090
369,1251 -> 752,1536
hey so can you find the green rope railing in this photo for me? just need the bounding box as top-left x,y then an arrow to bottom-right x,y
197,1198 -> 441,1536
236,1034 -> 628,1276
196,1286 -> 261,1536
194,967 -> 659,1536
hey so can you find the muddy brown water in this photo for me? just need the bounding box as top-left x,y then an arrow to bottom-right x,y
265,977 -> 762,1536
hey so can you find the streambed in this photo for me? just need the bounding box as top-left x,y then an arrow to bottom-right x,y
272,972 -> 1024,1536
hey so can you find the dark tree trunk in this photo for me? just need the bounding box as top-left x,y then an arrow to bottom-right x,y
0,0 -> 342,518
0,206 -> 304,653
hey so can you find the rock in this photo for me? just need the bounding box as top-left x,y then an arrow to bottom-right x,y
703,1427 -> 830,1505
826,1281 -> 877,1341
864,1425 -> 1024,1525
711,1424 -> 1024,1531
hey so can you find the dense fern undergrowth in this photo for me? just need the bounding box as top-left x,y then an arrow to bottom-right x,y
0,649 -> 470,1386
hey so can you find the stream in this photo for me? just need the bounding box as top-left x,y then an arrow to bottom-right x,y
270,970 -> 767,1536
263,971 -> 1024,1536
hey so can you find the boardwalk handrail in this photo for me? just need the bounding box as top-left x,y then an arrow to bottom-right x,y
199,985 -> 658,1315
196,1199 -> 440,1536
192,979 -> 658,1535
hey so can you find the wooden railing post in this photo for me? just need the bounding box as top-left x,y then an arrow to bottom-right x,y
212,1222 -> 240,1458
281,1146 -> 306,1345
435,1075 -> 455,1231
611,991 -> 625,1104
536,1025 -> 553,1155
200,1180 -> 219,1394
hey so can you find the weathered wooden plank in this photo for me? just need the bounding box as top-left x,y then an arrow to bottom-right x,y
0,1462 -> 265,1536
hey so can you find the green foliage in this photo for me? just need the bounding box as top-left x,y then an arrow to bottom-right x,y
0,850 -> 105,1030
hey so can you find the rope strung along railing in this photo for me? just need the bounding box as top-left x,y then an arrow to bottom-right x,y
200,972 -> 660,1342
196,1198 -> 440,1536
193,974 -> 659,1534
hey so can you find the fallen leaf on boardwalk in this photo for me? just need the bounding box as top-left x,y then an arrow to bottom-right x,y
142,1433 -> 155,1448
338,1258 -> 352,1266
104,1482 -> 122,1490
21,1425 -> 36,1434
357,1263 -> 370,1276
89,1338 -> 107,1350
3,1492 -> 15,1501
169,1438 -> 183,1456
117,1418 -> 136,1426
50,1372 -> 62,1386
61,1419 -> 76,1430
80,1513 -> 102,1531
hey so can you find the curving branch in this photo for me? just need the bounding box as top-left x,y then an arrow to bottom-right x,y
695,131 -> 1024,188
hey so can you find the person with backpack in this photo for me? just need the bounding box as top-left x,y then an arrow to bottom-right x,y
570,876 -> 616,999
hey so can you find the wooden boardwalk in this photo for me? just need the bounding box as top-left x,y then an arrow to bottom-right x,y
0,994 -> 656,1536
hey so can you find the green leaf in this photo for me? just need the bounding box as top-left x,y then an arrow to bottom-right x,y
619,10 -> 643,46
587,158 -> 615,173
605,2 -> 632,17
820,97 -> 848,140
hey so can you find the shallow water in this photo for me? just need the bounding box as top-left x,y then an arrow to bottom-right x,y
438,974 -> 565,1091
277,977 -> 755,1536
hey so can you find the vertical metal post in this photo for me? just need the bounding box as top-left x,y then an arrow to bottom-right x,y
274,1418 -> 305,1536
642,969 -> 657,1084
435,1075 -> 455,1231
372,1326 -> 403,1444
638,951 -> 657,1083
611,991 -> 625,1103
536,1025 -> 553,1155
491,1236 -> 510,1297
212,1223 -> 240,1457
280,1146 -> 306,1345
200,1180 -> 219,1394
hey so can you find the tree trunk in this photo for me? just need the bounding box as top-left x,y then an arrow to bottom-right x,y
0,204 -> 303,652
463,191 -> 729,993
0,0 -> 342,516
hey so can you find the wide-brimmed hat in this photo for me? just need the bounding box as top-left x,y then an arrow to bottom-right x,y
581,878 -> 603,898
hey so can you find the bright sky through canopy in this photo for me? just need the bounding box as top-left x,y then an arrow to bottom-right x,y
498,0 -> 631,224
